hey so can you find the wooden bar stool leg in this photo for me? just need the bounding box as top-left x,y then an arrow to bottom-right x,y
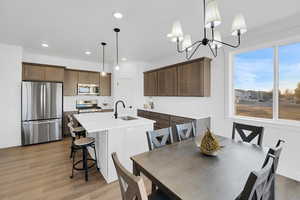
70,150 -> 76,179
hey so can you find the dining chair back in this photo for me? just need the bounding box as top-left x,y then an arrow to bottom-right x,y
176,122 -> 196,141
146,127 -> 173,151
111,152 -> 148,200
232,122 -> 264,146
263,139 -> 285,172
237,154 -> 275,200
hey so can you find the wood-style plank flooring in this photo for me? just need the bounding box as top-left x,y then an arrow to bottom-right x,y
0,139 -> 299,200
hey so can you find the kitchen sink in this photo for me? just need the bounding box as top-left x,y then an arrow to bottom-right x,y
120,116 -> 138,121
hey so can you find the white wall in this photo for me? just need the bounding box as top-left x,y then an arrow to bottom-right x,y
0,44 -> 22,148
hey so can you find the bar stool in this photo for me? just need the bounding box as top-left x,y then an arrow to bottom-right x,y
68,123 -> 98,182
70,137 -> 98,182
68,122 -> 85,159
67,115 -> 86,138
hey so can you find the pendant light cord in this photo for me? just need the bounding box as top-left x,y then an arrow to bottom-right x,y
116,30 -> 119,65
101,42 -> 107,73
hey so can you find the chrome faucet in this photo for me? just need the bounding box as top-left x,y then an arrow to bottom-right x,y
114,100 -> 126,119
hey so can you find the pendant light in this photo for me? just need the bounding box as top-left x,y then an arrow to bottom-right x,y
168,0 -> 247,59
114,28 -> 120,71
101,42 -> 107,76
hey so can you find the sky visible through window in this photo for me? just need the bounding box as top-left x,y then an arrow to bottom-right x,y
235,42 -> 300,92
235,48 -> 273,91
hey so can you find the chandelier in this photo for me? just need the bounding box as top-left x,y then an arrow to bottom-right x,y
168,0 -> 247,59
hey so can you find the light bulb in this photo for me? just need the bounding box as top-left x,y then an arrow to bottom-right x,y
232,14 -> 247,36
205,0 -> 222,28
115,65 -> 120,71
182,35 -> 192,51
101,71 -> 107,76
170,21 -> 184,41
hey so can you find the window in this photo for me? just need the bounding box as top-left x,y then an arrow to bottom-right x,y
279,43 -> 300,121
234,48 -> 274,119
233,41 -> 300,122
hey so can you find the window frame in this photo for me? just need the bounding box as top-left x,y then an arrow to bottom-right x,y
229,39 -> 300,127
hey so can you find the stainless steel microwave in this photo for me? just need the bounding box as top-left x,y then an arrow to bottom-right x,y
77,84 -> 100,95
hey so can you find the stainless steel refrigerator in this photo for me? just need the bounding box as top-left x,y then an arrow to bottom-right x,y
21,81 -> 63,145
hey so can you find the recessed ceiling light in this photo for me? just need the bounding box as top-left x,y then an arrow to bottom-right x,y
85,51 -> 91,55
41,43 -> 49,48
121,57 -> 127,61
113,12 -> 123,19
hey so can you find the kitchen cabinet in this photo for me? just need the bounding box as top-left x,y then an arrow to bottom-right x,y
144,71 -> 158,96
78,71 -> 90,84
157,66 -> 178,96
137,109 -> 211,142
100,73 -> 111,96
78,71 -> 99,85
22,63 -> 45,81
89,72 -> 100,85
178,58 -> 211,97
64,70 -> 78,96
45,66 -> 64,82
143,57 -> 211,97
22,63 -> 65,82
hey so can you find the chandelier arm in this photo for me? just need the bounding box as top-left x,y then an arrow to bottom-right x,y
208,43 -> 217,57
210,34 -> 241,48
177,39 -> 202,53
186,42 -> 203,60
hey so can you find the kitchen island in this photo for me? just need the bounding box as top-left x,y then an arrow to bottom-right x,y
74,112 -> 155,183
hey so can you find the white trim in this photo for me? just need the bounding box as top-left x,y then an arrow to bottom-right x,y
229,115 -> 300,130
229,37 -> 300,125
273,46 -> 279,120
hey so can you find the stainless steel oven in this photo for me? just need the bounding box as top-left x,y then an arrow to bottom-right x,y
77,84 -> 99,96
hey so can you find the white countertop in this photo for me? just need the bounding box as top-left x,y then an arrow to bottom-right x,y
74,112 -> 156,133
138,108 -> 210,120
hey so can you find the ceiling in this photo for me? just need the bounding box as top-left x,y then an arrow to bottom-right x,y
0,0 -> 299,63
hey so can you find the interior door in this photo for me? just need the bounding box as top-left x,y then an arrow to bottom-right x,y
44,82 -> 63,119
22,82 -> 45,121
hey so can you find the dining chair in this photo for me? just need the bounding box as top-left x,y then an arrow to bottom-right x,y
263,139 -> 285,172
232,122 -> 264,146
146,127 -> 173,151
237,153 -> 276,200
111,152 -> 170,200
175,121 -> 196,141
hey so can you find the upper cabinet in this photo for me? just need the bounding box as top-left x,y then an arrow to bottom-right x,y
178,58 -> 211,97
100,73 -> 111,96
78,71 -> 99,85
45,66 -> 64,82
64,70 -> 78,96
22,63 -> 64,82
143,57 -> 211,97
144,71 -> 157,96
157,66 -> 178,96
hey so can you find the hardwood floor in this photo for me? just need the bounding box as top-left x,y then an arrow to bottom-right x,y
0,139 -> 299,200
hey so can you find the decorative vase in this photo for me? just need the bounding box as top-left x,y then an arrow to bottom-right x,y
200,128 -> 221,156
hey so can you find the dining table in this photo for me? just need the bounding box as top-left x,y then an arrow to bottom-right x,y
131,136 -> 274,200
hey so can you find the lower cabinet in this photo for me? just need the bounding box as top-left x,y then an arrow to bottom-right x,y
137,109 -> 210,142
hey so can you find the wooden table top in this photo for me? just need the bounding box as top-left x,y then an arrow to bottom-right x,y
131,136 -> 268,200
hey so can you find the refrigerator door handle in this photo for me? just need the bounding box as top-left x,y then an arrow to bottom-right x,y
26,83 -> 29,121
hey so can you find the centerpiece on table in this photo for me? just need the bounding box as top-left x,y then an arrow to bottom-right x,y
199,128 -> 221,156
